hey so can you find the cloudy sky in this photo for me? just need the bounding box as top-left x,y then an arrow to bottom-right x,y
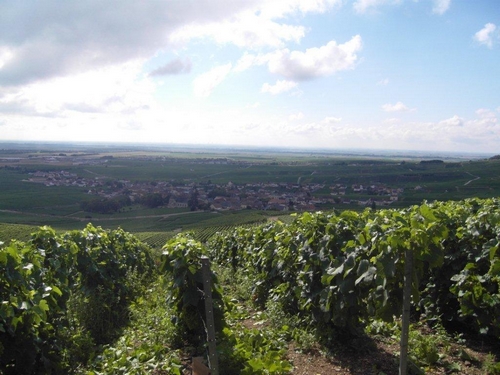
0,0 -> 499,154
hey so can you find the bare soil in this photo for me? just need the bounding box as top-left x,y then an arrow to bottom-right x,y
285,333 -> 498,375
241,318 -> 499,375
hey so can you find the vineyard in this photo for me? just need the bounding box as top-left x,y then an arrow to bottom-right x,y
192,222 -> 266,243
0,223 -> 39,244
133,222 -> 266,249
133,226 -> 248,249
1,198 -> 500,374
135,231 -> 177,249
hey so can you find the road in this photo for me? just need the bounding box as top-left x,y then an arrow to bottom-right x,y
0,209 -> 200,222
464,172 -> 480,186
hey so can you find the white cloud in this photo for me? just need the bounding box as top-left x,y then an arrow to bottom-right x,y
289,112 -> 304,121
169,0 -> 341,50
474,23 -> 497,48
383,117 -> 400,124
321,116 -> 342,125
266,35 -> 362,80
0,62 -> 154,117
377,78 -> 389,86
0,47 -> 14,69
0,1 -> 187,85
234,35 -> 362,80
432,0 -> 451,15
118,121 -> 143,131
170,13 -> 305,50
234,53 -> 260,72
234,53 -> 272,73
149,58 -> 192,76
258,0 -> 342,18
290,122 -> 324,135
0,1 -> 341,86
246,102 -> 261,109
353,0 -> 401,14
476,108 -> 496,119
193,63 -> 232,97
262,79 -> 297,94
382,101 -> 414,112
283,115 -> 341,138
355,0 -> 450,15
195,110 -> 498,152
437,115 -> 464,127
314,111 -> 499,152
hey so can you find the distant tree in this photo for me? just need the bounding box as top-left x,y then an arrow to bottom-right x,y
141,193 -> 164,208
208,188 -> 229,198
188,188 -> 199,211
115,194 -> 132,207
81,198 -> 120,214
197,201 -> 210,211
419,159 -> 443,164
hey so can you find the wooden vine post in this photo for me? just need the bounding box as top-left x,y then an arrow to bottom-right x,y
399,247 -> 414,375
201,256 -> 219,375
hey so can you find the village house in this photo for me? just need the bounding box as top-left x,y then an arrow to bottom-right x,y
168,198 -> 188,208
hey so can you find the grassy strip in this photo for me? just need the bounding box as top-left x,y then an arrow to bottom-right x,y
81,276 -> 184,374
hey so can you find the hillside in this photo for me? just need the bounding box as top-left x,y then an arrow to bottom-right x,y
1,197 -> 500,374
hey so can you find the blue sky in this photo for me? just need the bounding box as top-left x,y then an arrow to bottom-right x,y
0,0 -> 499,154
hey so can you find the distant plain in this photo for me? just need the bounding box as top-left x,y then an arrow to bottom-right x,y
1,142 -> 499,246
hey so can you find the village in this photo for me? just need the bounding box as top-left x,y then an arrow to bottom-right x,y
26,169 -> 404,212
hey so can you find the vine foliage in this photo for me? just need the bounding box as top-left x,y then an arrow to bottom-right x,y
0,224 -> 154,374
209,198 -> 500,339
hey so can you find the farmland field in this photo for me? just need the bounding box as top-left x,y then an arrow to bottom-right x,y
1,142 -> 499,237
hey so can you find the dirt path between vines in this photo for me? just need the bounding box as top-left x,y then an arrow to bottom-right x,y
240,319 -> 498,375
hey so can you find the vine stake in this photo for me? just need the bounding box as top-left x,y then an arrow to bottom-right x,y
399,247 -> 413,375
201,256 -> 219,375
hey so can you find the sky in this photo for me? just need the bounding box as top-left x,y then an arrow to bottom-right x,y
0,0 -> 499,154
